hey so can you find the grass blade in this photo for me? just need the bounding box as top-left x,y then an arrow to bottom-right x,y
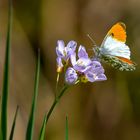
38,114 -> 47,140
9,106 -> 19,140
0,0 -> 12,139
26,50 -> 40,140
65,116 -> 69,140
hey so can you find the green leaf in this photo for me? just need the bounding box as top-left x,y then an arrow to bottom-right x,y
38,114 -> 47,140
9,106 -> 19,140
65,116 -> 69,140
0,0 -> 12,139
26,50 -> 40,140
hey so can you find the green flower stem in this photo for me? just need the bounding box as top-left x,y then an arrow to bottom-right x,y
46,85 -> 69,125
55,73 -> 60,99
40,82 -> 78,139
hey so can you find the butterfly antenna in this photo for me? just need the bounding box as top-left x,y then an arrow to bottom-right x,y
87,34 -> 97,47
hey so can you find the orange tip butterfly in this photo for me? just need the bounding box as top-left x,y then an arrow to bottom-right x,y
89,22 -> 136,71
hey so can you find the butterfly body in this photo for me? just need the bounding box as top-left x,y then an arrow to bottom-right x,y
94,22 -> 136,71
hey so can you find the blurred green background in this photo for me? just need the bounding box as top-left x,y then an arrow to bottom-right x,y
0,0 -> 140,139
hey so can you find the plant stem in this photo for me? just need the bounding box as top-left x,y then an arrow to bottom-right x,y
46,85 -> 68,125
55,73 -> 60,99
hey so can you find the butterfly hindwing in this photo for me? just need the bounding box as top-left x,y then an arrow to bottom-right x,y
100,54 -> 136,71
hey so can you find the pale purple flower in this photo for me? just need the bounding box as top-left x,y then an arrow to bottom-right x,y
56,40 -> 77,72
65,67 -> 78,84
85,63 -> 107,82
65,45 -> 107,83
70,46 -> 92,72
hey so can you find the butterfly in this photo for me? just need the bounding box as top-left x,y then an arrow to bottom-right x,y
89,22 -> 136,71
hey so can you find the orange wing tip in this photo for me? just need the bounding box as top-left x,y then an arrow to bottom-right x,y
108,22 -> 126,42
117,57 -> 135,65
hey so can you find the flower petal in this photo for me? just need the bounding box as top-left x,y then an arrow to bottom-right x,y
65,40 -> 77,57
56,57 -> 63,67
91,61 -> 102,67
85,71 -> 96,82
95,74 -> 107,81
70,52 -> 77,66
56,40 -> 65,58
73,58 -> 92,72
65,67 -> 78,84
78,45 -> 88,58
91,67 -> 105,75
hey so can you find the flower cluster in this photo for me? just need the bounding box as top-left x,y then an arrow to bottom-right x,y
56,40 -> 107,85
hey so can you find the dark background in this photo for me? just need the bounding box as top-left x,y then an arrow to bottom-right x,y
0,0 -> 140,139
